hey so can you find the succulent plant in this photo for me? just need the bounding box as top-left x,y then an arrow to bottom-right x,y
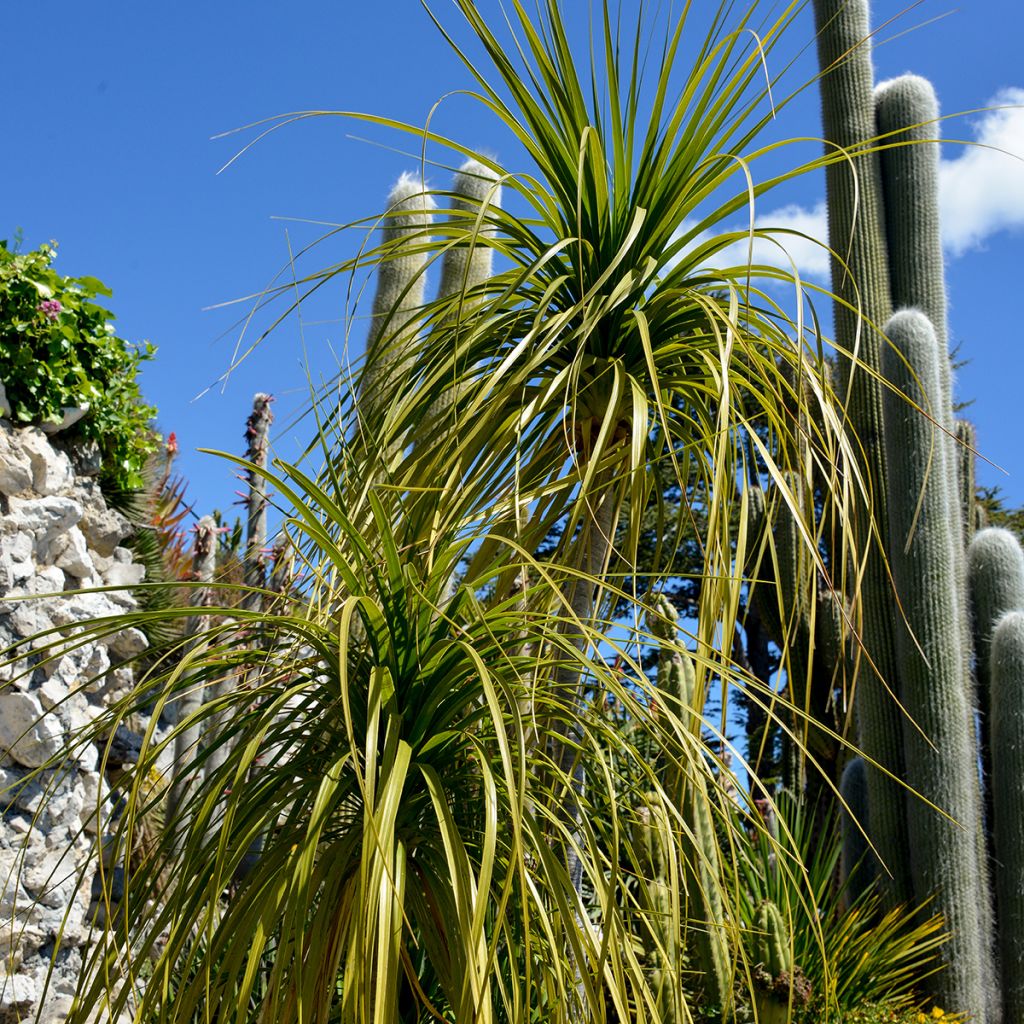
839,755 -> 876,905
752,899 -> 811,1023
358,173 -> 435,452
812,0 -> 910,907
989,610 -> 1024,1022
881,309 -> 989,1017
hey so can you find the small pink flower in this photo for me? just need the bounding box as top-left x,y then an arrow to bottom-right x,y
37,299 -> 62,322
165,431 -> 179,457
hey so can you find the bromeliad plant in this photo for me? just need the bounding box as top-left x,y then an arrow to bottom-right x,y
43,0 -> 895,1020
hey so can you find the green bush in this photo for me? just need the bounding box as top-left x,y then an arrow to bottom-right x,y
0,238 -> 159,490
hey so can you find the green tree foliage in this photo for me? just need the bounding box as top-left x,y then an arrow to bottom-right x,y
0,239 -> 159,490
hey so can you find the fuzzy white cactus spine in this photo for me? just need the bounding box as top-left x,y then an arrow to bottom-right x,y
990,610 -> 1024,1023
812,0 -> 910,906
968,527 -> 1024,863
422,160 -> 502,444
437,159 -> 501,303
881,309 -> 988,1017
358,173 -> 435,436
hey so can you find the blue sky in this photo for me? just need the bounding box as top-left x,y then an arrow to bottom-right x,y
3,0 -> 1023,526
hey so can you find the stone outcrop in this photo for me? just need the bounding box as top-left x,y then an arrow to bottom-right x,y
0,422 -> 145,1022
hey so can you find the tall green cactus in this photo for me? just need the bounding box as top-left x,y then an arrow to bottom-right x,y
815,19 -> 1005,1022
880,309 -> 988,1017
754,899 -> 791,981
957,419 -> 983,540
812,0 -> 910,906
875,74 -> 948,353
437,160 -> 500,305
969,528 -> 1024,703
838,755 -> 875,906
876,75 -> 1000,1021
989,610 -> 1024,1023
647,596 -> 732,1016
968,527 -> 1024,845
632,800 -> 685,1023
876,72 -> 969,696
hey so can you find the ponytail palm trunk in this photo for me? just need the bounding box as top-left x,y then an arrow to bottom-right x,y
550,460 -> 622,896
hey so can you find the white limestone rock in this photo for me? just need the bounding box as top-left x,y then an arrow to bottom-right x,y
0,971 -> 37,1014
103,547 -> 145,588
0,691 -> 64,767
0,429 -> 33,496
53,526 -> 94,579
79,770 -> 108,834
108,627 -> 147,661
5,495 -> 81,546
8,566 -> 68,640
91,665 -> 133,708
17,429 -> 74,497
79,505 -> 131,559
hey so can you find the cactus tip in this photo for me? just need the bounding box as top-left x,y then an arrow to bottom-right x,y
388,172 -> 436,211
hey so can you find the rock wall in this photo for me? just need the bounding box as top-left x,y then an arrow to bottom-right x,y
0,422 -> 147,1023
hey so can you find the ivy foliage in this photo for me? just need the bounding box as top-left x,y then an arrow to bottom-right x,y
0,238 -> 159,490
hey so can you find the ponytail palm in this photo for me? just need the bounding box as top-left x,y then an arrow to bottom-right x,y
61,2 -> 874,1022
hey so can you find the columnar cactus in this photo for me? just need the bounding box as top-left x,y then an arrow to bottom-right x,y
242,393 -> 273,614
814,14 -> 1007,1021
752,899 -> 810,1023
875,75 -> 948,354
436,160 -> 501,305
633,801 -> 684,1023
880,309 -> 988,1017
421,159 -> 502,444
875,76 -> 999,1016
812,0 -> 910,906
957,419 -> 983,540
358,174 -> 435,445
838,755 -> 875,905
166,515 -> 218,829
968,528 -> 1024,704
989,611 -> 1024,1023
876,71 -> 970,691
968,527 -> 1024,838
754,899 -> 791,982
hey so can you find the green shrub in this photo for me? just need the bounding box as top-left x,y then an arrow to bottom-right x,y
0,238 -> 159,490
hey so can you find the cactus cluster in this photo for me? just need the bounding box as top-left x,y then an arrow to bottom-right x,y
165,392 -> 283,841
752,899 -> 811,1024
810,1 -> 1024,1020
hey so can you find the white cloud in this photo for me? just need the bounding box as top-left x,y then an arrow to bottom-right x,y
718,201 -> 830,281
671,88 -> 1024,283
939,87 -> 1024,255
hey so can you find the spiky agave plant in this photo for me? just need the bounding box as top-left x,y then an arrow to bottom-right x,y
50,1 -> 882,1021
